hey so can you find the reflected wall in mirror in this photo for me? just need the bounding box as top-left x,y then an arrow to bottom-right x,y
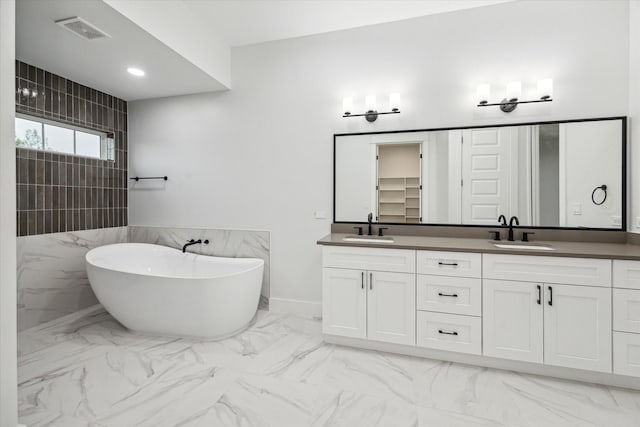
334,117 -> 625,230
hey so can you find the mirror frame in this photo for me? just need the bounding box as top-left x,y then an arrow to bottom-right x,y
333,116 -> 627,231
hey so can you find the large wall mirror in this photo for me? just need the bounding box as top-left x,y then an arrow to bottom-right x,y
334,117 -> 626,230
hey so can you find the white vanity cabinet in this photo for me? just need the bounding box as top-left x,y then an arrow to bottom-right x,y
322,246 -> 416,345
321,241 -> 639,387
415,250 -> 483,355
612,260 -> 640,377
483,254 -> 612,373
483,279 -> 544,363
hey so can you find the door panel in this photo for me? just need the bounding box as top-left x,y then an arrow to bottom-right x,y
544,284 -> 612,372
322,268 -> 367,338
367,271 -> 415,345
483,279 -> 543,363
462,127 -> 518,224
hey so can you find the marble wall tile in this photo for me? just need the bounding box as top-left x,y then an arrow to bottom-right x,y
128,226 -> 270,298
17,226 -> 127,331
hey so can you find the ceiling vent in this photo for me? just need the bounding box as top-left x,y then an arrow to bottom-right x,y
55,17 -> 111,41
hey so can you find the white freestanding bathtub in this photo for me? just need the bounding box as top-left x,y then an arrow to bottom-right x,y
86,243 -> 264,339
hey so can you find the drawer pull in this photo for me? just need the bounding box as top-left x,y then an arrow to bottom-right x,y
548,286 -> 553,306
438,262 -> 459,267
438,292 -> 459,298
438,329 -> 459,336
361,272 -> 364,290
536,285 -> 541,305
370,272 -> 373,290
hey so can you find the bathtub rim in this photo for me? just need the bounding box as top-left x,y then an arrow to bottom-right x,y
86,242 -> 265,280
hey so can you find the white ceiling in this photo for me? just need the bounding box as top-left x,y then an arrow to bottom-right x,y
184,0 -> 514,47
16,0 -> 514,101
16,0 -> 227,101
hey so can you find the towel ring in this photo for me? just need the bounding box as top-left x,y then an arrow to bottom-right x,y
591,184 -> 607,206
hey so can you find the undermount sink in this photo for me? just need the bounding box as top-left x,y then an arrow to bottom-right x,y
494,243 -> 555,251
343,235 -> 395,244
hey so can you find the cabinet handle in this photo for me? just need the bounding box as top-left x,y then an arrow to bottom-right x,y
438,292 -> 458,298
369,272 -> 373,290
361,272 -> 364,290
438,329 -> 458,336
548,286 -> 553,306
438,262 -> 458,267
536,285 -> 541,305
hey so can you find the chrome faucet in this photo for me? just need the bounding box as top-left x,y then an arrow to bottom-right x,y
182,239 -> 210,253
367,212 -> 374,236
508,216 -> 519,242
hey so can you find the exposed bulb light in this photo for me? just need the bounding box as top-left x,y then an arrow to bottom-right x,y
342,93 -> 401,122
477,78 -> 553,113
389,93 -> 401,112
506,81 -> 522,102
476,84 -> 490,105
342,97 -> 353,116
127,67 -> 145,77
537,78 -> 553,100
365,95 -> 377,113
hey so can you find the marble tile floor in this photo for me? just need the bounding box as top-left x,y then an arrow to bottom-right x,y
18,305 -> 640,427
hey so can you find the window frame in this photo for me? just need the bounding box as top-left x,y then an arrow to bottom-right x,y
15,113 -> 113,161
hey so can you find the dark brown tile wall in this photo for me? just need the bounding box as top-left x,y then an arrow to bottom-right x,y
15,61 -> 128,236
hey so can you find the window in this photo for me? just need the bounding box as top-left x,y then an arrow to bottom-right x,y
15,114 -> 113,160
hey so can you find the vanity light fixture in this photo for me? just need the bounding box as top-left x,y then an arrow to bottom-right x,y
342,93 -> 401,122
477,79 -> 553,113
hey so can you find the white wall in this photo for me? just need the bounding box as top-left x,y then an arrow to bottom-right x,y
129,0 -> 630,311
630,0 -> 640,232
0,0 -> 17,424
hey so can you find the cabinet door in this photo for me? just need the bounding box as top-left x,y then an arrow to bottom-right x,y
483,279 -> 543,363
322,268 -> 367,338
544,284 -> 612,373
367,271 -> 416,345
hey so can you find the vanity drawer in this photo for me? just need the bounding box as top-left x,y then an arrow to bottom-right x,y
322,246 -> 415,273
613,260 -> 640,290
417,275 -> 481,316
614,289 -> 640,333
613,332 -> 640,377
416,311 -> 481,355
483,254 -> 611,287
416,250 -> 481,278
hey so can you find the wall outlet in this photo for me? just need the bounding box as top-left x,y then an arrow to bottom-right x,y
572,203 -> 582,215
314,210 -> 328,219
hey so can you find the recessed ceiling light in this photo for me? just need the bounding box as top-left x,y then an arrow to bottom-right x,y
127,67 -> 145,77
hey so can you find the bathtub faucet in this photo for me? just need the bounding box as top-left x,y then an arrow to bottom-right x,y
182,239 -> 210,253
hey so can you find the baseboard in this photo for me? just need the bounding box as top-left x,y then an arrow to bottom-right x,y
268,297 -> 322,318
324,334 -> 640,391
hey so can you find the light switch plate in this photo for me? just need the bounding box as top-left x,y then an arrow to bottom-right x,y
572,203 -> 582,215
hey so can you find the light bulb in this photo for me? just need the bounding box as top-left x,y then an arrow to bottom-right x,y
365,95 -> 377,112
476,84 -> 490,105
342,97 -> 353,115
537,78 -> 553,100
506,81 -> 521,101
389,93 -> 401,112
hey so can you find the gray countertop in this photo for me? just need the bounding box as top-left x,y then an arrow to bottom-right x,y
317,233 -> 640,261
